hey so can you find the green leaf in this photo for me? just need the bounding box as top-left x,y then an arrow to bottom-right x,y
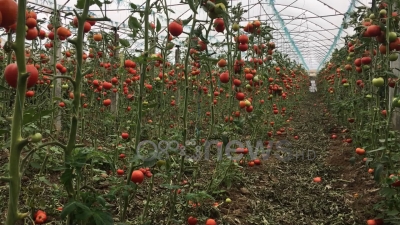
38,176 -> 53,186
185,191 -> 214,202
379,138 -> 396,143
128,16 -> 141,29
61,169 -> 74,186
215,0 -> 228,5
187,0 -> 197,14
160,183 -> 181,189
23,109 -> 55,126
369,146 -> 386,153
0,84 -> 9,91
385,70 -> 398,78
130,3 -> 137,9
76,201 -> 91,210
156,18 -> 161,32
374,163 -> 383,182
182,15 -> 193,26
387,209 -> 399,216
119,39 -> 130,47
75,0 -> 85,9
64,12 -> 74,17
92,211 -> 114,225
30,162 -> 41,169
131,28 -> 137,38
96,196 -> 106,206
61,201 -> 78,219
93,0 -> 102,7
380,187 -> 396,198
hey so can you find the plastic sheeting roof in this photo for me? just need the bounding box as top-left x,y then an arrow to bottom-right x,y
24,0 -> 371,71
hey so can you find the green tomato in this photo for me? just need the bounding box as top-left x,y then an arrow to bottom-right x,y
31,133 -> 42,143
232,23 -> 240,31
214,3 -> 226,14
389,53 -> 398,61
389,32 -> 398,42
393,97 -> 400,107
62,84 -> 69,89
380,9 -> 387,15
225,198 -> 232,203
166,42 -> 174,50
372,77 -> 384,87
343,83 -> 350,87
156,160 -> 166,168
143,101 -> 148,105
365,94 -> 372,99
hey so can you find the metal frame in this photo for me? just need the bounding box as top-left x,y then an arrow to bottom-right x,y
6,0 -> 367,71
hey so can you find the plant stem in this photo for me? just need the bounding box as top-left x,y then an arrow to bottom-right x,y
5,0 -> 31,223
121,0 -> 151,221
140,175 -> 154,223
166,12 -> 197,225
64,0 -> 91,201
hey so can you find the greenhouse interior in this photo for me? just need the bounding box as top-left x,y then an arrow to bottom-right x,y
2,0 -> 400,224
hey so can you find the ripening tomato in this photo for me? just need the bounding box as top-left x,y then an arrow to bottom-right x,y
131,170 -> 144,184
219,72 -> 229,83
168,20 -> 183,37
205,219 -> 217,225
103,99 -> 111,106
4,63 -> 38,88
26,90 -> 35,97
187,216 -> 198,225
117,169 -> 124,175
121,132 -> 129,139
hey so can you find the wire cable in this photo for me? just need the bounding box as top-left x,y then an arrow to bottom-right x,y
316,0 -> 356,72
268,0 -> 309,71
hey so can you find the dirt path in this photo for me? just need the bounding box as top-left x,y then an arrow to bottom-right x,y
216,92 -> 380,225
0,92 -> 381,225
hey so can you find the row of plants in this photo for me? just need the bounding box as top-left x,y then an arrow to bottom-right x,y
318,0 -> 400,224
0,0 -> 312,224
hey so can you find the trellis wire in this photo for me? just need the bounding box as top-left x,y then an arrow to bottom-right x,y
316,0 -> 356,72
268,0 -> 309,71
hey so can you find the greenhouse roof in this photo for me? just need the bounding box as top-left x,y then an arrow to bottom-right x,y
24,0 -> 370,71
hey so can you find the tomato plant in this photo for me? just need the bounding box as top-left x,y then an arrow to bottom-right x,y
1,0 -> 388,224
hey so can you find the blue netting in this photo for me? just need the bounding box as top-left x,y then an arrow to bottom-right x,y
268,0 -> 309,71
317,0 -> 356,72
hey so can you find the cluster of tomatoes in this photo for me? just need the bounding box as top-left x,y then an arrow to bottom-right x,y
188,217 -> 217,225
130,168 -> 152,184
